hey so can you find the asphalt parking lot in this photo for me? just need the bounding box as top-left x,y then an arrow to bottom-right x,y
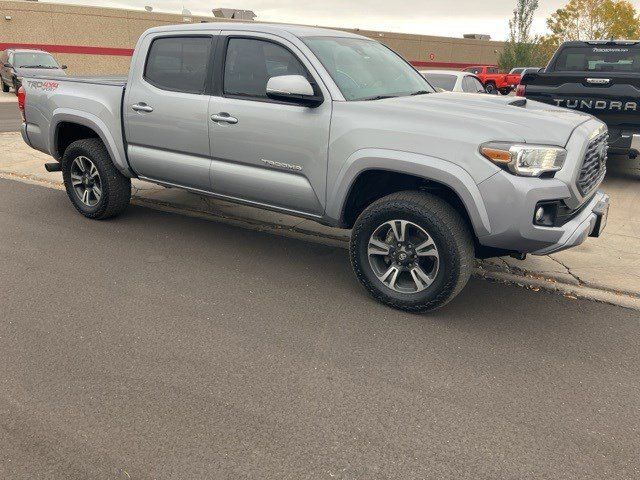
1,178 -> 639,479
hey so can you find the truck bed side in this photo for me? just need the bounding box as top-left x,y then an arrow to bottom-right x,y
21,75 -> 132,176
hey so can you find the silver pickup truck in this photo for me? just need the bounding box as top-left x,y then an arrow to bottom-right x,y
19,22 -> 610,312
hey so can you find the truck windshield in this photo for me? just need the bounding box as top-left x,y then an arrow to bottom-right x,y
303,36 -> 433,101
553,45 -> 640,73
14,52 -> 59,69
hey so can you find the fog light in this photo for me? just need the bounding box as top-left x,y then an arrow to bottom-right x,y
533,202 -> 560,227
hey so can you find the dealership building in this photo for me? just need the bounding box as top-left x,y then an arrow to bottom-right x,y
0,0 -> 505,75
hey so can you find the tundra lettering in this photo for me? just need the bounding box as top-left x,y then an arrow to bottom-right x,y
553,98 -> 637,111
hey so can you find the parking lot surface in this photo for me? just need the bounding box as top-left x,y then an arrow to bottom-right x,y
1,178 -> 639,479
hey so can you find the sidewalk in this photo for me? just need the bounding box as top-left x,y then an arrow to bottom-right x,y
1,131 -> 639,309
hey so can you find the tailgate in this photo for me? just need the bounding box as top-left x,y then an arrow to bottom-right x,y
523,72 -> 640,129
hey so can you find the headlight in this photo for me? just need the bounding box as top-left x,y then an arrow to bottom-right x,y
480,142 -> 567,177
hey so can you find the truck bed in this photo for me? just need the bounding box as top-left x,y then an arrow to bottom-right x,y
21,74 -> 129,173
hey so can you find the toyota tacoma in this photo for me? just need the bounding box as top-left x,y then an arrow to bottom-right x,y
18,23 -> 610,312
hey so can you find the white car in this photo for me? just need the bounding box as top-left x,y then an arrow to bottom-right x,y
420,70 -> 487,94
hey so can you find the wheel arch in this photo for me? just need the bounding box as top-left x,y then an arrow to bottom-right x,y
326,150 -> 491,238
49,110 -> 133,177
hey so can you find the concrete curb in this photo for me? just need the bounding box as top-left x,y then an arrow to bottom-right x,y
2,170 -> 639,311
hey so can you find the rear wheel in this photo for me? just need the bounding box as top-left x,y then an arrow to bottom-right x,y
350,191 -> 475,312
1,79 -> 8,93
485,82 -> 497,94
62,138 -> 131,219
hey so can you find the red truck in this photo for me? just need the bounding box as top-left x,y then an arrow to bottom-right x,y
463,66 -> 520,95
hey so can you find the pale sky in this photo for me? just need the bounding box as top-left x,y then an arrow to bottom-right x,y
45,0 -> 640,41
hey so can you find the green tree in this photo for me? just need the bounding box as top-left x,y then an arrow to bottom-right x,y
544,0 -> 640,49
498,0 -> 548,71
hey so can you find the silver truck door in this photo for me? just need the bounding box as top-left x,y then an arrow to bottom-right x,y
207,32 -> 331,216
123,33 -> 218,191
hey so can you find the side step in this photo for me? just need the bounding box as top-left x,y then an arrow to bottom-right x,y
44,162 -> 62,172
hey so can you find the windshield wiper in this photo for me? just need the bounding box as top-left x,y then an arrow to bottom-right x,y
20,65 -> 57,69
410,90 -> 431,96
360,94 -> 398,101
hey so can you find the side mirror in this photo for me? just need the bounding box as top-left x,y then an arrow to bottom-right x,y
266,75 -> 323,107
3,63 -> 12,68
60,65 -> 68,70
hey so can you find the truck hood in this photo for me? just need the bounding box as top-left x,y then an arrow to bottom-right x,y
373,92 -> 592,146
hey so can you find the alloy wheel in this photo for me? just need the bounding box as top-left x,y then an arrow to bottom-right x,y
367,219 -> 440,294
70,156 -> 102,207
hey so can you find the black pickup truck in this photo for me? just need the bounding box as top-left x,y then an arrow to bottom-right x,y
518,40 -> 640,157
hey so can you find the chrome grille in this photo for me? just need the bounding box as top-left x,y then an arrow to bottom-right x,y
577,131 -> 608,196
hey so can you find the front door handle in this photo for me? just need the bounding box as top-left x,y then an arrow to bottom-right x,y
132,103 -> 154,113
211,113 -> 238,125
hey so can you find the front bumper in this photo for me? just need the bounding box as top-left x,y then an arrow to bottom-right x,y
532,191 -> 609,255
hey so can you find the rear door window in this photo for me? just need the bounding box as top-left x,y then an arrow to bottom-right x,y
553,45 -> 640,72
144,36 -> 212,93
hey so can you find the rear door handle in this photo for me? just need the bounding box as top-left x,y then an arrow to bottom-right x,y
132,103 -> 154,113
211,113 -> 238,125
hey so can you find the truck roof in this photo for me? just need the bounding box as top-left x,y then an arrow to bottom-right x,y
144,22 -> 367,40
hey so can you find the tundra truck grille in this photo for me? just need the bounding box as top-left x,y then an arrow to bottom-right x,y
577,131 -> 608,196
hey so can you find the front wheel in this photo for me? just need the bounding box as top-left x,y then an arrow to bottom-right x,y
62,138 -> 131,219
1,79 -> 9,93
484,82 -> 497,94
350,191 -> 475,312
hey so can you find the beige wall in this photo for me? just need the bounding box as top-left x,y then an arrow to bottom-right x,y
0,0 -> 504,76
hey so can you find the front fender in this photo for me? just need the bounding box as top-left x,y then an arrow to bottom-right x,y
325,148 -> 491,237
49,109 -> 133,176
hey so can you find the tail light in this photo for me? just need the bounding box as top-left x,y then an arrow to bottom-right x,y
515,84 -> 526,97
17,86 -> 26,122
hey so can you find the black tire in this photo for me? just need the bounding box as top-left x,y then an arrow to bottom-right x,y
485,82 -> 497,94
350,191 -> 475,313
1,80 -> 8,93
62,138 -> 131,219
499,88 -> 511,95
